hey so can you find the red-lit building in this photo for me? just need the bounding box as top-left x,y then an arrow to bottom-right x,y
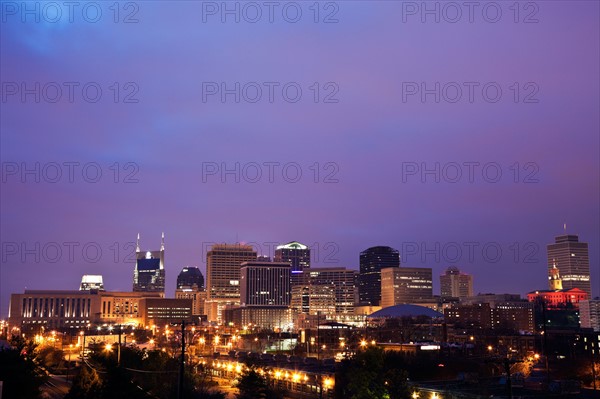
527,288 -> 588,309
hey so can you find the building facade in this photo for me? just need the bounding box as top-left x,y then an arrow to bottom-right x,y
176,266 -> 204,289
8,289 -> 194,331
380,266 -> 433,307
205,244 -> 257,322
9,290 -> 102,331
307,267 -> 357,314
527,288 -> 588,309
291,285 -> 336,316
359,246 -> 400,306
240,261 -> 291,306
445,301 -> 535,333
547,234 -> 591,296
440,266 -> 473,299
80,275 -> 105,291
175,287 -> 207,316
133,233 -> 166,295
580,299 -> 600,332
274,241 -> 310,286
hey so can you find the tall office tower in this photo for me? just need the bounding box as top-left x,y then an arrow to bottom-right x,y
380,266 -> 433,308
547,234 -> 591,296
133,233 -> 165,295
307,267 -> 357,314
240,261 -> 291,306
176,266 -> 204,289
359,246 -> 400,306
274,241 -> 310,286
440,266 -> 473,299
206,244 -> 257,315
79,275 -> 105,291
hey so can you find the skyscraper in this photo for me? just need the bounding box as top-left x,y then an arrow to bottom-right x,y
274,241 -> 310,285
240,261 -> 291,306
206,243 -> 257,312
176,266 -> 204,289
359,246 -> 400,306
547,234 -> 591,296
133,233 -> 165,295
307,267 -> 357,314
380,266 -> 433,307
440,266 -> 473,299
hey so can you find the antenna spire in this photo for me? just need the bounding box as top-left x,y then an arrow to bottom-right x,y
161,232 -> 165,251
136,233 -> 140,253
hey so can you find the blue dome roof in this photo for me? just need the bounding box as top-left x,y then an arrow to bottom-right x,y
368,304 -> 443,318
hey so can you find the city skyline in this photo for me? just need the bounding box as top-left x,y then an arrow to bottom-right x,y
2,230 -> 596,319
1,3 -> 598,321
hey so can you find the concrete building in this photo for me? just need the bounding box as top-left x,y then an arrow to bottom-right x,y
380,266 -> 433,308
8,290 -> 192,331
306,267 -> 357,314
291,285 -> 336,316
205,243 -> 257,322
580,299 -> 600,332
175,287 -> 207,316
79,275 -> 105,291
240,261 -> 291,306
440,266 -> 473,299
445,301 -> 535,333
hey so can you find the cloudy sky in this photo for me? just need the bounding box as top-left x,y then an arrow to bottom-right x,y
1,1 -> 599,317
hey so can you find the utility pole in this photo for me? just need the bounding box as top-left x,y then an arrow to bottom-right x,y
178,320 -> 185,399
316,311 -> 320,362
541,301 -> 550,386
117,325 -> 122,366
590,331 -> 597,391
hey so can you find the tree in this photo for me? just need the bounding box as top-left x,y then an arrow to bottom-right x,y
336,347 -> 413,399
235,369 -> 268,399
65,365 -> 103,399
234,368 -> 284,399
0,347 -> 46,399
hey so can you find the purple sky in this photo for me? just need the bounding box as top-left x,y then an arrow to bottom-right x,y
1,1 -> 599,318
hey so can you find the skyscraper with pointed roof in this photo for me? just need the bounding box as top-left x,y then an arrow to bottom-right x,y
133,233 -> 166,295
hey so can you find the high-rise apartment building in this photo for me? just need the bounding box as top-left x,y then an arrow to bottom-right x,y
547,234 -> 591,296
274,241 -> 310,286
440,266 -> 473,299
359,246 -> 400,306
380,266 -> 433,308
133,233 -> 165,295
